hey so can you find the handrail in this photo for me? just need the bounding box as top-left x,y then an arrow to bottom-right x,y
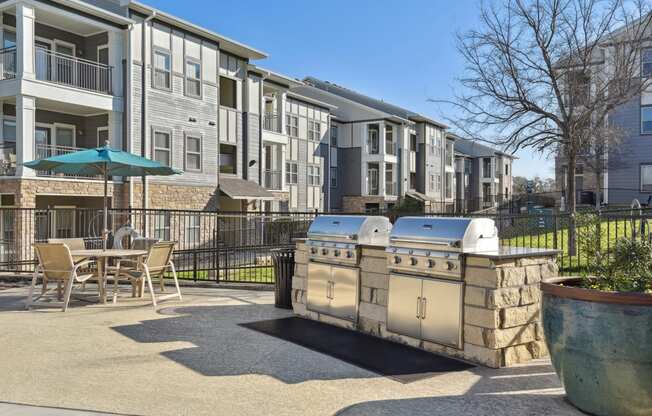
37,47 -> 112,69
35,47 -> 113,94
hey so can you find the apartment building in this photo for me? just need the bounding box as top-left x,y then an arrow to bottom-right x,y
295,77 -> 454,212
0,0 -> 329,221
451,134 -> 515,211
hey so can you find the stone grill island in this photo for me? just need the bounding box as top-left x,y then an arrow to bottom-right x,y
292,216 -> 559,368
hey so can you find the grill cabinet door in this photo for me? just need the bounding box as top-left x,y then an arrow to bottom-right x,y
307,262 -> 331,314
330,265 -> 359,322
420,278 -> 463,348
387,274 -> 422,339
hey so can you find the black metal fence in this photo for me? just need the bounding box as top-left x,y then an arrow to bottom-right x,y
1,206 -> 650,282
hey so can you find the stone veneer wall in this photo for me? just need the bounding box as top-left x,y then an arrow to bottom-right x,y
341,196 -> 391,213
292,241 -> 559,368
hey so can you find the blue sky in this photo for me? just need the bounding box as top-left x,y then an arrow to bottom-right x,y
147,0 -> 554,179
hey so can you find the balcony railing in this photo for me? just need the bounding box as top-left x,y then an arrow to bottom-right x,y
0,142 -> 16,176
263,170 -> 282,190
263,113 -> 281,133
35,144 -> 101,179
35,48 -> 113,95
0,47 -> 16,81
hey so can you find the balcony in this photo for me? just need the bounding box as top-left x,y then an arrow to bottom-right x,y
0,47 -> 16,81
35,144 -> 100,179
263,113 -> 281,134
35,48 -> 113,95
263,170 -> 282,190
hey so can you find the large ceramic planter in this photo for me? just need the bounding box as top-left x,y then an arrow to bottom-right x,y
541,277 -> 652,416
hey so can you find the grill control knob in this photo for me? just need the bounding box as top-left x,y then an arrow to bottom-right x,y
322,248 -> 329,255
410,257 -> 418,266
334,250 -> 341,257
428,259 -> 436,268
394,256 -> 402,264
346,250 -> 354,258
447,261 -> 457,271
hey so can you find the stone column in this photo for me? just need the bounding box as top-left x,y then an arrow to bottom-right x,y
15,94 -> 35,177
16,2 -> 35,80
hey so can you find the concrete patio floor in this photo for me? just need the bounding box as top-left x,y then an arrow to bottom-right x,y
0,285 -> 583,416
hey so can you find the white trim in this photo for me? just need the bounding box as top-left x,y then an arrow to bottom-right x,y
97,44 -> 109,64
53,122 -> 76,147
184,132 -> 202,172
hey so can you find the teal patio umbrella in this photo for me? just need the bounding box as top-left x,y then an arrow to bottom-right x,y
24,142 -> 182,249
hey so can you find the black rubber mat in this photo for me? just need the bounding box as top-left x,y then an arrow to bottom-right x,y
239,316 -> 474,383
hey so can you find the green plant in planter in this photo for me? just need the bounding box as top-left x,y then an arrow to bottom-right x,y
577,212 -> 652,293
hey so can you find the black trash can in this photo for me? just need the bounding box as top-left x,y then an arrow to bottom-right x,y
271,247 -> 295,309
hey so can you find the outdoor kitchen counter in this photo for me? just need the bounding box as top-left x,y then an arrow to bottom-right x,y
291,240 -> 560,368
468,246 -> 560,259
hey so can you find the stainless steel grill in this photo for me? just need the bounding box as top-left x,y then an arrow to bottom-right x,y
386,216 -> 499,349
306,215 -> 392,322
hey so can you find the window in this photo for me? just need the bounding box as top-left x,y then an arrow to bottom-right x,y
219,144 -> 236,174
386,163 -> 395,195
505,164 -> 509,175
429,174 -> 435,192
641,165 -> 652,191
185,135 -> 201,171
307,165 -> 321,186
367,124 -> 379,154
330,125 -> 338,147
308,120 -> 321,141
429,136 -> 436,155
330,167 -> 337,188
3,120 -> 16,144
385,125 -> 395,155
185,214 -> 200,244
153,212 -> 170,240
642,106 -> 652,134
185,60 -> 201,97
368,163 -> 379,195
446,141 -> 453,166
97,127 -> 109,147
642,48 -> 652,77
436,174 -> 442,192
153,50 -> 171,90
483,158 -> 492,178
3,31 -> 15,49
285,162 -> 298,184
410,134 -> 417,151
220,76 -> 237,109
285,115 -> 299,137
153,130 -> 171,166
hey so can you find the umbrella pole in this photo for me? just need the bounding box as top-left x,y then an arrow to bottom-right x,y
103,164 -> 108,250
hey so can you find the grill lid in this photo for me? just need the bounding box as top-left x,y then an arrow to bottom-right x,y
307,215 -> 392,246
390,217 -> 498,253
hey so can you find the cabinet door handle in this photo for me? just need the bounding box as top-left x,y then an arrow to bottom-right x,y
421,297 -> 427,319
416,296 -> 421,318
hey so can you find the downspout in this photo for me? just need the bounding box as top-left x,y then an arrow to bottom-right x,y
258,70 -> 269,186
327,114 -> 331,212
141,11 -> 156,234
126,22 -> 134,212
215,48 -> 221,210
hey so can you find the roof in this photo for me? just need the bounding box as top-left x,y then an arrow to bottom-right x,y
303,77 -> 447,129
447,133 -> 517,159
219,177 -> 275,200
38,0 -> 135,26
248,65 -> 303,88
128,1 -> 267,60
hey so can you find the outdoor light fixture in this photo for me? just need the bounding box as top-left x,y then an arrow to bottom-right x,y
208,121 -> 216,126
248,160 -> 257,167
189,117 -> 197,122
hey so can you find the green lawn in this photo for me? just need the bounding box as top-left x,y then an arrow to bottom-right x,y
502,217 -> 646,272
173,266 -> 275,283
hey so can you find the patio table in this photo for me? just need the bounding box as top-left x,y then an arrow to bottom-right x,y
70,249 -> 148,304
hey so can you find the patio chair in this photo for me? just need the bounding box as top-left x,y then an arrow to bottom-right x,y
49,238 -> 92,294
26,243 -> 95,312
116,241 -> 181,309
107,237 -> 159,301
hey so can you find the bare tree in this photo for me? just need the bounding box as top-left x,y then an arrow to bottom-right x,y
442,0 -> 652,253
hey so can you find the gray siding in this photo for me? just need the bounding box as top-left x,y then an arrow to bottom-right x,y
131,64 -> 219,187
608,96 -> 648,204
245,113 -> 260,183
